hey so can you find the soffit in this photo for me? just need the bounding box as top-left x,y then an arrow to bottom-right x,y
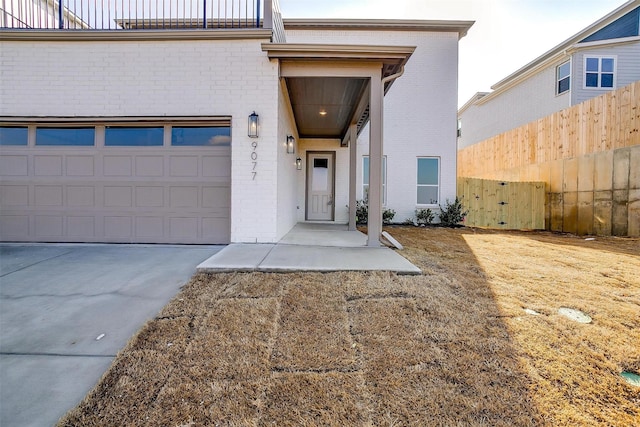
263,43 -> 414,139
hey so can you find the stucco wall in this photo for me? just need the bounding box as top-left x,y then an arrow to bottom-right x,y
0,37 -> 281,243
287,29 -> 460,224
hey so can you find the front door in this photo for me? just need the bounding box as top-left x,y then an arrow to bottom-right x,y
306,152 -> 335,221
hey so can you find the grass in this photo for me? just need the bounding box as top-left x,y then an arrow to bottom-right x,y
59,227 -> 640,426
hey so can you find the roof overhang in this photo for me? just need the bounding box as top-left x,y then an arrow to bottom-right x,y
283,18 -> 475,40
262,43 -> 415,139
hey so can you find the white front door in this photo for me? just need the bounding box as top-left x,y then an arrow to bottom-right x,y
306,152 -> 335,221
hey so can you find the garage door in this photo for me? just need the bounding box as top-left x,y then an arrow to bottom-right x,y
0,120 -> 231,244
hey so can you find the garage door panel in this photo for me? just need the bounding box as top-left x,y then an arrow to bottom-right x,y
170,156 -> 199,177
104,186 -> 133,207
34,185 -> 63,206
67,186 -> 95,207
35,215 -> 63,237
135,156 -> 164,177
34,155 -> 63,176
67,156 -> 94,176
104,216 -> 133,239
135,217 -> 164,238
0,155 -> 28,176
104,156 -> 133,176
136,186 -> 164,207
1,185 -> 29,206
67,216 -> 95,237
1,215 -> 29,238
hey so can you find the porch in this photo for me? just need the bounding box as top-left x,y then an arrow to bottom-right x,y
196,223 -> 421,274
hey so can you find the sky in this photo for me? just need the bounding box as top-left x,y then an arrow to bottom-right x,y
278,0 -> 630,107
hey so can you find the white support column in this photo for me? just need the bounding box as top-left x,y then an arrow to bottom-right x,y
348,123 -> 357,231
367,69 -> 383,246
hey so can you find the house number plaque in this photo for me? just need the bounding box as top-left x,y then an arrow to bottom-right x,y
251,141 -> 258,180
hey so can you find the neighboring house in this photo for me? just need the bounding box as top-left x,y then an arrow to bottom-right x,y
458,0 -> 640,149
0,0 -> 472,245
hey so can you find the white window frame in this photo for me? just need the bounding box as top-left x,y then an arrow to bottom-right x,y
583,55 -> 617,90
416,157 -> 440,206
362,155 -> 387,206
556,60 -> 571,95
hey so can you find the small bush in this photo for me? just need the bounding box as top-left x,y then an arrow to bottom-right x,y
415,208 -> 435,226
438,197 -> 468,227
382,208 -> 396,225
355,199 -> 368,224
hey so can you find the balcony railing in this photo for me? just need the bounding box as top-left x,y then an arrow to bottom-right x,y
0,0 -> 281,31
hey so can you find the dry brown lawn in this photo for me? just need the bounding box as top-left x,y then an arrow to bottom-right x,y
59,227 -> 640,426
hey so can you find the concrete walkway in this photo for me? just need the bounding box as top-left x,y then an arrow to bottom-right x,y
198,223 -> 421,275
0,244 -> 222,427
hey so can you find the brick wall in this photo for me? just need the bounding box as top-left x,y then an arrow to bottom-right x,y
1,38 -> 281,242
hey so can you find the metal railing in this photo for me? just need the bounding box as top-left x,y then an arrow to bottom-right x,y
0,0 -> 270,30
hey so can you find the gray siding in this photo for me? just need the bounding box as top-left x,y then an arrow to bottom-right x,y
571,42 -> 640,105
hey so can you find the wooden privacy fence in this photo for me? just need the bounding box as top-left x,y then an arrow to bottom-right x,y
457,81 -> 640,236
458,81 -> 640,178
458,178 -> 545,230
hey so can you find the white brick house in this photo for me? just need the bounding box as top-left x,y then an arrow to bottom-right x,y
0,1 -> 472,245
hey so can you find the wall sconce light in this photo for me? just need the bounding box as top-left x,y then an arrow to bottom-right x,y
248,111 -> 259,138
286,135 -> 295,154
296,157 -> 302,170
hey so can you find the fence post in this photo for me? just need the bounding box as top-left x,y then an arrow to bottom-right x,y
58,0 -> 64,29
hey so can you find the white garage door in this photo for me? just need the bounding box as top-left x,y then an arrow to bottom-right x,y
0,120 -> 231,244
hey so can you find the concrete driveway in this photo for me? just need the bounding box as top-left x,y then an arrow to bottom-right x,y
0,244 -> 222,427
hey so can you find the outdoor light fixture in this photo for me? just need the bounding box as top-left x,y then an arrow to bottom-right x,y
286,135 -> 295,154
248,111 -> 259,138
296,157 -> 302,170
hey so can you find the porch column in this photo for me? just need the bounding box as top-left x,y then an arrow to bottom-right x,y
367,70 -> 383,246
348,123 -> 358,231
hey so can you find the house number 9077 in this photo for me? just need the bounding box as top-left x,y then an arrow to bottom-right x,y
251,141 -> 258,180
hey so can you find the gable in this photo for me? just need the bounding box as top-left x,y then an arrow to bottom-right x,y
580,7 -> 640,43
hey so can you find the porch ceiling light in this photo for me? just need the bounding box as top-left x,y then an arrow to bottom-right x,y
286,135 -> 295,154
319,109 -> 327,116
296,157 -> 302,170
248,111 -> 259,138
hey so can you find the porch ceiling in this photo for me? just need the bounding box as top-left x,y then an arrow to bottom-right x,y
285,77 -> 368,138
263,43 -> 415,139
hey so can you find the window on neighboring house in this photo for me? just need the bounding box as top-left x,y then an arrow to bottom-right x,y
362,155 -> 387,205
0,127 -> 28,145
584,56 -> 615,89
35,127 -> 95,146
105,126 -> 164,146
557,61 -> 571,95
417,157 -> 439,205
457,119 -> 462,137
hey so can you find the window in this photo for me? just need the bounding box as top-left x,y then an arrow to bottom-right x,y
417,157 -> 439,205
557,61 -> 570,95
35,128 -> 95,146
0,127 -> 28,146
171,126 -> 231,146
105,127 -> 164,146
362,155 -> 387,205
584,56 -> 615,89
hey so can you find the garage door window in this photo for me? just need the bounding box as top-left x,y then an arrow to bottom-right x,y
171,126 -> 231,146
36,128 -> 95,146
105,127 -> 164,146
0,127 -> 28,146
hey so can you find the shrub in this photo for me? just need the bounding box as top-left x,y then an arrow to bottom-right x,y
355,199 -> 368,224
382,208 -> 396,225
438,197 -> 468,227
415,208 -> 435,226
